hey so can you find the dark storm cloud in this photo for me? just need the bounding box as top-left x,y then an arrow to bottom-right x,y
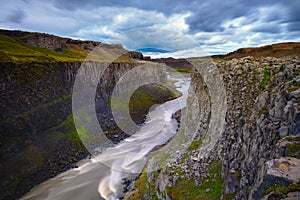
50,0 -> 299,34
7,9 -> 25,23
0,0 -> 299,56
51,0 -> 190,13
251,24 -> 282,34
285,1 -> 300,31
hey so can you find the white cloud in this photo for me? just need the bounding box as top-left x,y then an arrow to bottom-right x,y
0,0 -> 299,58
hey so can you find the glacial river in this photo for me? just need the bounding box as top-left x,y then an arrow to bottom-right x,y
22,73 -> 190,200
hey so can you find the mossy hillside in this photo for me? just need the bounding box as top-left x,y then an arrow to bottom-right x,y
187,140 -> 202,152
130,167 -> 160,200
110,83 -> 181,125
165,161 -> 223,200
260,68 -> 270,90
0,34 -> 132,63
287,85 -> 300,92
282,136 -> 300,158
129,84 -> 179,123
131,161 -> 223,200
173,68 -> 192,73
0,34 -> 84,62
263,183 -> 300,198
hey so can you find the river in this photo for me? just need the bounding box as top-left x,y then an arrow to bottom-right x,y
21,73 -> 190,200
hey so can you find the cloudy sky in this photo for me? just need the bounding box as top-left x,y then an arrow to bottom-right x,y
1,0 -> 299,58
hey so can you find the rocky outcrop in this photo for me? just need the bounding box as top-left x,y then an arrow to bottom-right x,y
128,56 -> 300,200
125,51 -> 144,60
218,56 -> 300,199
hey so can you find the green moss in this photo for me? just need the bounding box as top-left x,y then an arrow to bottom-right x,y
293,70 -> 299,76
288,85 -> 300,92
166,161 -> 223,200
286,142 -> 300,157
259,109 -> 268,115
124,84 -> 179,124
283,136 -> 300,142
187,140 -> 202,152
130,167 -> 158,200
260,68 -> 270,89
156,151 -> 171,162
245,189 -> 250,198
0,34 -> 132,63
174,68 -> 192,73
178,154 -> 189,164
264,183 -> 300,197
295,98 -> 300,103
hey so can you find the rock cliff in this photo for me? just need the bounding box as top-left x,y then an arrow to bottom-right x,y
128,55 -> 300,200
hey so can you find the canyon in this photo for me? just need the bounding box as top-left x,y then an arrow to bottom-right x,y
0,30 -> 177,199
0,29 -> 300,200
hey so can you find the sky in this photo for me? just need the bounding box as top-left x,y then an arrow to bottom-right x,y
1,0 -> 300,58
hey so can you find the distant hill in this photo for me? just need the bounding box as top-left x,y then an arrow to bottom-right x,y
151,57 -> 193,73
212,42 -> 300,60
0,29 -> 132,63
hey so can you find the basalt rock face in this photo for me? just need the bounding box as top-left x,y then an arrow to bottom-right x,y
217,56 -> 300,199
0,60 -> 175,199
0,61 -> 82,200
128,56 -> 300,200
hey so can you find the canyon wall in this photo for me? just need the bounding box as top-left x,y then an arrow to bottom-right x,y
0,61 -> 175,200
128,56 -> 300,200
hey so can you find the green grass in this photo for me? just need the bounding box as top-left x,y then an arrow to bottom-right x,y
166,161 -> 224,200
260,68 -> 270,89
187,140 -> 202,151
259,109 -> 268,115
283,136 -> 300,158
264,183 -> 300,197
130,168 -> 160,200
288,85 -> 300,92
131,161 -> 224,200
174,68 -> 192,73
0,35 -> 83,62
111,84 -> 179,124
286,142 -> 300,157
283,136 -> 300,142
0,34 -> 132,63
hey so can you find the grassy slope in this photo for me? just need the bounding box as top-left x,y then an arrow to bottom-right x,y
0,34 -> 131,63
130,161 -> 223,200
0,35 -> 85,62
